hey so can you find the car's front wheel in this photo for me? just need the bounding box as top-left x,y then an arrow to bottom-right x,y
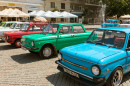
106,67 -> 123,86
14,39 -> 21,48
39,45 -> 53,59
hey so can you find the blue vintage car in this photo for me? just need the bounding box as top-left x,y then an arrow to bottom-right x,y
101,19 -> 120,28
56,27 -> 130,86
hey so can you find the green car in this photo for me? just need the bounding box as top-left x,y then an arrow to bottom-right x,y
21,23 -> 92,59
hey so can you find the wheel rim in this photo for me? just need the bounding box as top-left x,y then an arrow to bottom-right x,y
15,40 -> 21,47
43,47 -> 52,57
112,70 -> 123,86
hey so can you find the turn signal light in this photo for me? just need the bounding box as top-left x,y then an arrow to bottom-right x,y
82,66 -> 87,70
62,58 -> 65,61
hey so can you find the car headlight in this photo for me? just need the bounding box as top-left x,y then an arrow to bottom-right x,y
58,53 -> 62,60
92,66 -> 101,76
31,41 -> 34,47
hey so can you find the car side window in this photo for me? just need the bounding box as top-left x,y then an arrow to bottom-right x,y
41,25 -> 48,30
16,24 -> 23,29
59,26 -> 72,34
73,26 -> 85,33
127,36 -> 130,48
29,25 -> 41,31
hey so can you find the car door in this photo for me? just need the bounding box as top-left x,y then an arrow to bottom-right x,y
57,26 -> 74,50
72,25 -> 90,45
126,35 -> 130,72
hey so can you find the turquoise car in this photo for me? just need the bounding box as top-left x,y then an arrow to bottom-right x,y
101,19 -> 120,28
56,27 -> 130,86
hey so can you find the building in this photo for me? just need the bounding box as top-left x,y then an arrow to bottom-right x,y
0,0 -> 44,13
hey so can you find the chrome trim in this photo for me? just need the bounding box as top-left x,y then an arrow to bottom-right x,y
63,58 -> 82,68
56,60 -> 93,80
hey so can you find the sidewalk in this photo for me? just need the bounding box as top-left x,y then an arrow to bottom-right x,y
83,24 -> 101,31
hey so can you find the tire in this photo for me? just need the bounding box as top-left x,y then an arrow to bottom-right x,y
39,45 -> 53,59
14,39 -> 21,48
106,67 -> 123,86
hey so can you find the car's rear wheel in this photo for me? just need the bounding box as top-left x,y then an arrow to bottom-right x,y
106,67 -> 123,86
39,45 -> 53,59
14,39 -> 21,48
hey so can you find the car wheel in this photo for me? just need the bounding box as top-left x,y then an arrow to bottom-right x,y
14,39 -> 21,48
39,45 -> 53,59
106,67 -> 123,86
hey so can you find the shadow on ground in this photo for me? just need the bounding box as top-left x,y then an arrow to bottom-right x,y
0,45 -> 16,51
46,72 -> 87,86
11,53 -> 57,64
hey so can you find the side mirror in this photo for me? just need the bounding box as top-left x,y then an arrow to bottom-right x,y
126,48 -> 130,51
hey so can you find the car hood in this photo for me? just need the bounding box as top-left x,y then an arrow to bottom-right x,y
60,43 -> 122,64
23,33 -> 57,41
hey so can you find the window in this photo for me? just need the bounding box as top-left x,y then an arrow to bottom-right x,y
73,26 -> 85,33
16,24 -> 24,29
86,0 -> 90,3
29,25 -> 41,31
78,6 -> 82,11
61,3 -> 65,9
51,2 -> 55,8
70,5 -> 74,10
59,26 -> 72,34
41,25 -> 48,30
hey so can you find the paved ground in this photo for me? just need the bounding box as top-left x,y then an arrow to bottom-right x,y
0,39 -> 130,86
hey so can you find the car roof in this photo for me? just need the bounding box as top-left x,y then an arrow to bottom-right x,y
97,27 -> 130,33
107,19 -> 119,21
5,21 -> 21,23
50,23 -> 83,26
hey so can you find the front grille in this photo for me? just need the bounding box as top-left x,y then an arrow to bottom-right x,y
62,58 -> 83,68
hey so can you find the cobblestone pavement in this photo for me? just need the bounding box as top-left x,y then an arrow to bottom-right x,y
0,40 -> 130,86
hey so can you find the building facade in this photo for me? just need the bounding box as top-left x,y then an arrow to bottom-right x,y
0,0 -> 44,13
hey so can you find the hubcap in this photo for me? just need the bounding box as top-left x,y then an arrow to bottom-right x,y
112,70 -> 123,86
43,47 -> 52,57
16,41 -> 21,47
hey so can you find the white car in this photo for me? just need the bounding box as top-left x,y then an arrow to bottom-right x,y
0,21 -> 18,29
0,22 -> 27,39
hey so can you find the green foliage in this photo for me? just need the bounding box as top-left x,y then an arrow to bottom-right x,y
82,8 -> 88,16
102,0 -> 130,18
53,7 -> 59,12
83,18 -> 88,24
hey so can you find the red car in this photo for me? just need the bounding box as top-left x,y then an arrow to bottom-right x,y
3,21 -> 48,48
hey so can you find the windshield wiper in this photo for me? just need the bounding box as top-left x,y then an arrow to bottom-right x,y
86,41 -> 94,43
95,42 -> 104,45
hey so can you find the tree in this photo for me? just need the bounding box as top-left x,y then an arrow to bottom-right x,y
102,0 -> 130,18
82,8 -> 88,16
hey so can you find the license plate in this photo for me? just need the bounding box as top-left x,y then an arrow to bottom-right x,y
63,68 -> 79,78
21,46 -> 27,51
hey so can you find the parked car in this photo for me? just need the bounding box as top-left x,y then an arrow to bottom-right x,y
0,22 -> 27,39
0,21 -> 17,29
2,22 -> 48,48
21,23 -> 93,59
56,27 -> 130,86
117,24 -> 130,27
101,19 -> 120,28
117,20 -> 130,27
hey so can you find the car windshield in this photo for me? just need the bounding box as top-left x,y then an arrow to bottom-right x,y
10,23 -> 17,29
20,24 -> 29,31
2,23 -> 6,27
43,24 -> 59,34
87,29 -> 126,48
